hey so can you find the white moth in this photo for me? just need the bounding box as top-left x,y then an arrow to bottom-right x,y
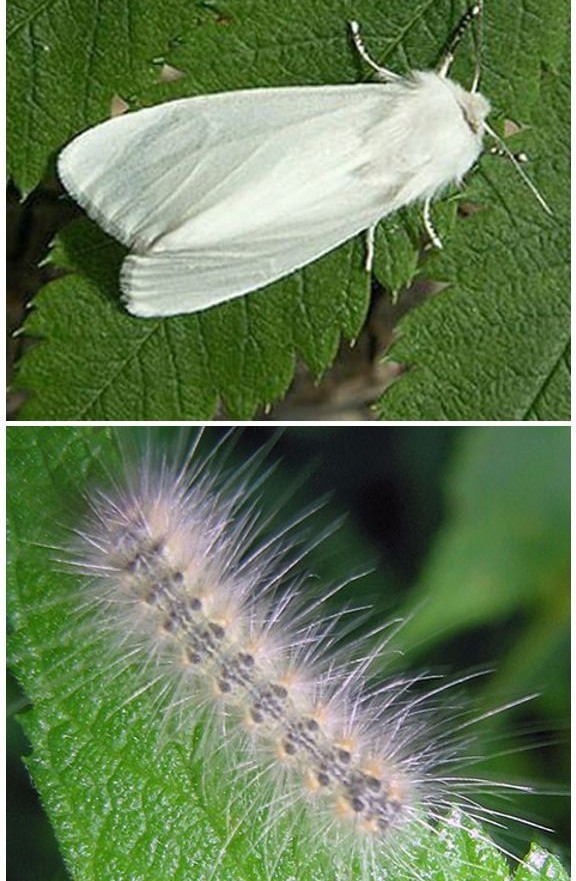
58,4 -> 548,318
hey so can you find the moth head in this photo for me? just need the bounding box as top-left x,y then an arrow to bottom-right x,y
437,0 -> 552,215
459,90 -> 491,135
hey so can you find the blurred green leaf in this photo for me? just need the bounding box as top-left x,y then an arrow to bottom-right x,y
396,428 -> 569,664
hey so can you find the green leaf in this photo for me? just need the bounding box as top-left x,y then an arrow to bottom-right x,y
14,222 -> 367,419
513,844 -> 571,881
8,429 -> 569,881
395,427 -> 570,662
9,0 -> 569,419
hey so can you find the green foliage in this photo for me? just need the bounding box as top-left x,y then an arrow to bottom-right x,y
396,427 -> 570,668
8,0 -> 569,419
514,845 -> 570,881
7,428 -> 569,880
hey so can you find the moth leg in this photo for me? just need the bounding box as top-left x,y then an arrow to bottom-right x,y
423,198 -> 443,250
483,121 -> 553,214
489,145 -> 528,163
349,21 -> 401,83
365,224 -> 377,272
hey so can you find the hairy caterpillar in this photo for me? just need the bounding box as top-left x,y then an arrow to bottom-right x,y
7,427 -> 568,881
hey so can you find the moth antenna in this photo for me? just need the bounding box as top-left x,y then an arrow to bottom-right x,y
483,121 -> 554,215
470,0 -> 484,93
438,3 -> 483,79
